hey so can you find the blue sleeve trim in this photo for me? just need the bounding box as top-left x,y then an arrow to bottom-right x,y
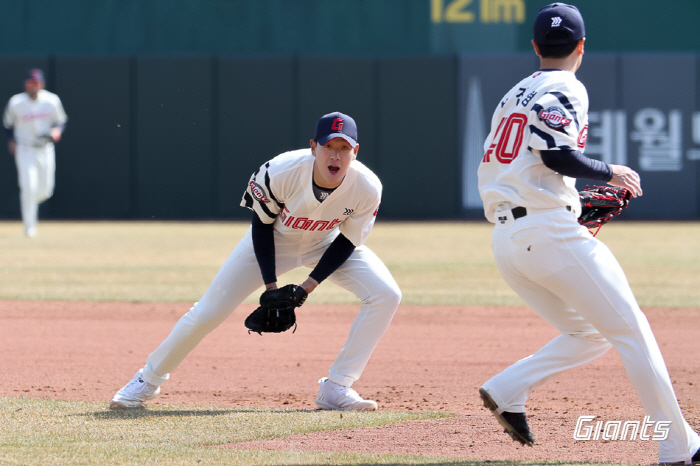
530,125 -> 557,149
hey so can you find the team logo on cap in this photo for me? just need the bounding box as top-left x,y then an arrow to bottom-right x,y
331,118 -> 344,131
551,16 -> 562,27
538,106 -> 572,129
249,181 -> 270,204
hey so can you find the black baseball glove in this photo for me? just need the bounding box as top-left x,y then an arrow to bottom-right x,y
578,185 -> 632,236
244,284 -> 308,335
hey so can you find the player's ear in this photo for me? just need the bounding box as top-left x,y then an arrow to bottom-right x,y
531,40 -> 541,57
352,144 -> 359,159
576,38 -> 585,55
310,139 -> 317,156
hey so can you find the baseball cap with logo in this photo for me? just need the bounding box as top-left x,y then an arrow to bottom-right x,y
533,3 -> 585,45
314,112 -> 358,148
26,68 -> 45,82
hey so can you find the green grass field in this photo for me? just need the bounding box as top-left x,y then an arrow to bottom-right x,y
0,222 -> 700,307
1,219 -> 698,465
0,220 -> 698,307
0,397 -> 624,466
1,398 -> 457,466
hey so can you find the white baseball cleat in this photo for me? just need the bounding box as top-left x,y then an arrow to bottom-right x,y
315,377 -> 378,411
109,369 -> 160,409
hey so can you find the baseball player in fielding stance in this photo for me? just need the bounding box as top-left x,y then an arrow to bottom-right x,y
3,69 -> 67,238
110,112 -> 401,411
477,4 -> 700,464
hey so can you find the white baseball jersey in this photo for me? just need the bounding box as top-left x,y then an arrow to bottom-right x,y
478,70 -> 587,223
478,69 -> 700,463
138,148 -> 400,392
241,149 -> 381,247
3,89 -> 67,146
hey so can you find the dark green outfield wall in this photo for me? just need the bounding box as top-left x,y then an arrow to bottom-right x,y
1,0 -> 699,220
0,56 -> 460,220
1,54 -> 699,221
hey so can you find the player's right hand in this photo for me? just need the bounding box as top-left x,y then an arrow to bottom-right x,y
608,165 -> 642,198
300,277 -> 318,294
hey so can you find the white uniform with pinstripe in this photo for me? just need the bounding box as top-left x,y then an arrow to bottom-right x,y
478,69 -> 700,464
140,149 -> 401,389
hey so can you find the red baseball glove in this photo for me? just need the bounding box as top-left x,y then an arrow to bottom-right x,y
578,185 -> 633,236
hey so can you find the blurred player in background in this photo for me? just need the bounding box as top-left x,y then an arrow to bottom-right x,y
3,69 -> 67,237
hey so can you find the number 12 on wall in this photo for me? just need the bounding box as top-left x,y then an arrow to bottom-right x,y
432,0 -> 476,22
431,0 -> 525,24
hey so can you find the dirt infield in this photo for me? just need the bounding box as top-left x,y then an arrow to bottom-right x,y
2,301 -> 699,465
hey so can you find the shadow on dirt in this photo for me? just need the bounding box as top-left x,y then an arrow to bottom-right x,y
74,407 -> 319,419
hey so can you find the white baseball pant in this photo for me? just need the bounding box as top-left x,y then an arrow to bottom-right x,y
15,143 -> 55,233
140,229 -> 401,388
481,206 -> 700,464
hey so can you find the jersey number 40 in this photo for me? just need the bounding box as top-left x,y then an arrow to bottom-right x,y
482,113 -> 527,164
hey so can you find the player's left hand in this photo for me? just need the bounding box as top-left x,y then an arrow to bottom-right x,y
244,284 -> 308,335
50,128 -> 62,143
608,165 -> 642,198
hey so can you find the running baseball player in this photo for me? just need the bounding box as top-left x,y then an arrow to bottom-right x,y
110,111 -> 401,411
476,4 -> 700,464
3,69 -> 67,237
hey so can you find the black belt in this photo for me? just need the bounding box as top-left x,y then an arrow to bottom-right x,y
512,205 -> 571,220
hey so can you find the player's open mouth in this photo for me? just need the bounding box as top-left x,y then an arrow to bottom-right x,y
328,166 -> 340,175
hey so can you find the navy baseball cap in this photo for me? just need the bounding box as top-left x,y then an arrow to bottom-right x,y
533,3 -> 585,45
26,69 -> 44,82
314,112 -> 358,148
